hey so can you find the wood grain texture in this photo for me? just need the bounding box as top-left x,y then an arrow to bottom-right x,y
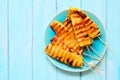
56,1 -> 81,80
107,0 -> 120,80
9,0 -> 33,80
56,0 -> 81,12
0,0 -> 8,80
33,0 -> 57,80
81,0 -> 107,80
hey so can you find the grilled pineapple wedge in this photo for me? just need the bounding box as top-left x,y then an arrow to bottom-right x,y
45,43 -> 83,67
50,20 -> 83,54
68,7 -> 101,39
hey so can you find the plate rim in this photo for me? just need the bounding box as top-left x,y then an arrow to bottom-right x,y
43,9 -> 107,72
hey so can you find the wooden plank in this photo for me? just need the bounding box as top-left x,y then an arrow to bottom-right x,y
56,0 -> 81,12
81,0 -> 107,80
56,1 -> 81,80
33,0 -> 56,80
107,0 -> 120,80
0,0 -> 8,80
9,0 -> 33,80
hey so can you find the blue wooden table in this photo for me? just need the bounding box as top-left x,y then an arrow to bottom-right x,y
0,0 -> 120,80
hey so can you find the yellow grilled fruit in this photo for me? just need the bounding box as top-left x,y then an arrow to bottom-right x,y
45,44 -> 83,67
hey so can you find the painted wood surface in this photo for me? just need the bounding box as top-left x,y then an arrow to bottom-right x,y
33,0 -> 56,80
107,0 -> 120,80
0,0 -> 120,80
0,0 -> 8,80
9,0 -> 33,80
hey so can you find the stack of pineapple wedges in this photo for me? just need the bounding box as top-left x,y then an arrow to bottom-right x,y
45,7 -> 100,68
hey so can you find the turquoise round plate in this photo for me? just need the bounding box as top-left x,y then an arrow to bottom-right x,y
44,10 -> 107,72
